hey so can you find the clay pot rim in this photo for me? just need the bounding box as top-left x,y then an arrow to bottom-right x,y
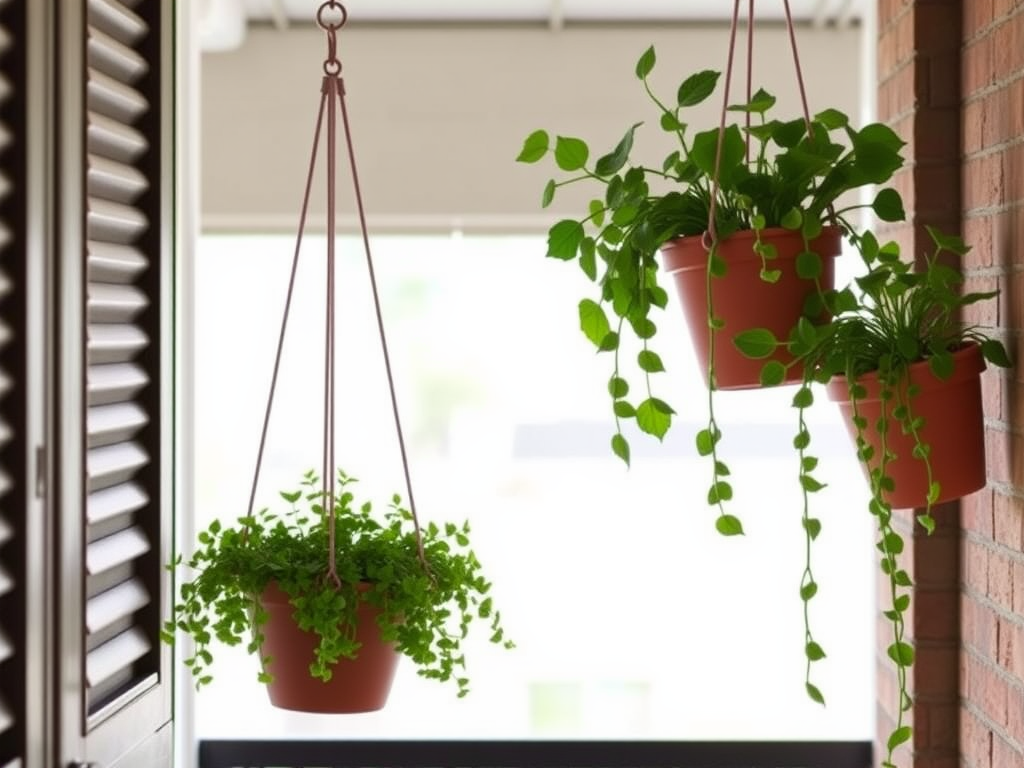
825,342 -> 986,404
661,224 -> 844,272
260,579 -> 374,606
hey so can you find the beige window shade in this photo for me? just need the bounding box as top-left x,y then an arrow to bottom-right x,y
200,24 -> 862,234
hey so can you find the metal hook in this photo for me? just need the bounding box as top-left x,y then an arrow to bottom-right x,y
316,1 -> 348,31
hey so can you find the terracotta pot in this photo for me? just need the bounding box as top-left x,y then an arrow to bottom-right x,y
259,581 -> 400,714
661,226 -> 841,389
826,343 -> 988,509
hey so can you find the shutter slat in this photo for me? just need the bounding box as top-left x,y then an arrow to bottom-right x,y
0,514 -> 10,546
88,362 -> 149,406
86,526 -> 150,576
88,0 -> 147,47
86,580 -> 149,634
87,482 -> 148,526
0,628 -> 11,664
86,197 -> 148,244
88,112 -> 147,165
87,242 -> 148,283
87,154 -> 148,206
87,403 -> 147,449
0,566 -> 11,598
86,323 -> 148,365
0,702 -> 11,741
88,26 -> 148,85
87,282 -> 148,323
87,443 -> 148,493
87,68 -> 148,125
85,626 -> 150,688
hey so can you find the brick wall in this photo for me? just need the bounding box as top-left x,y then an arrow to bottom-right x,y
876,2 -> 965,766
958,2 -> 1024,766
877,2 -> 1024,767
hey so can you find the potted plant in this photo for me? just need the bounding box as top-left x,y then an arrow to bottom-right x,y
735,225 -> 1010,764
516,45 -> 906,475
163,468 -> 513,713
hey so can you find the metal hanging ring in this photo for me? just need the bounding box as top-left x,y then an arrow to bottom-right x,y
316,1 -> 348,31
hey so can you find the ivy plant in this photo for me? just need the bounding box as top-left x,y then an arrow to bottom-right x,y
737,226 -> 1010,765
163,469 -> 514,698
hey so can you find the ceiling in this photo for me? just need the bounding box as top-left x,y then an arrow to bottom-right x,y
201,0 -> 865,50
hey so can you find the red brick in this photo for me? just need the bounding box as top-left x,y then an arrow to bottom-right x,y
960,708 -> 993,768
963,490 -> 996,538
963,597 -> 1000,660
993,492 -> 1024,550
916,589 -> 960,639
915,644 -> 960,696
992,731 -> 1024,767
962,34 -> 994,94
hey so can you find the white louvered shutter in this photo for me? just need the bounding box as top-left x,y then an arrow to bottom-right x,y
0,1 -> 22,765
82,0 -> 162,718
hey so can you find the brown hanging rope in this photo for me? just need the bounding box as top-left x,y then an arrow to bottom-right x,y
245,0 -> 428,582
705,0 -> 835,248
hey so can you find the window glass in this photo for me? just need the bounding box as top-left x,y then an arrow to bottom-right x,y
190,232 -> 874,740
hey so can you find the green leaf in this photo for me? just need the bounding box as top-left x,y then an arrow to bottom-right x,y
781,208 -> 803,230
578,299 -> 611,348
733,328 -> 778,359
887,726 -> 913,751
516,129 -> 549,163
759,361 -> 787,387
805,682 -> 825,705
598,331 -> 620,352
802,456 -> 819,472
800,581 -> 818,600
608,376 -> 629,398
554,136 -> 589,171
709,250 -> 728,278
792,386 -> 814,408
636,398 -> 673,439
926,225 -> 970,256
772,118 -> 807,148
727,87 -> 776,114
638,349 -> 666,373
611,433 -> 630,465
982,339 -> 1012,368
541,180 -> 556,208
800,475 -> 826,492
805,641 -> 827,661
661,112 -> 683,132
696,429 -> 716,456
715,515 -> 744,536
707,481 -> 734,504
795,250 -> 823,280
546,219 -> 584,260
595,123 -> 642,177
613,400 -> 636,418
917,513 -> 936,534
677,70 -> 721,107
927,481 -> 942,504
802,216 -> 823,240
751,213 -> 768,231
872,188 -> 905,222
635,45 -> 656,79
803,517 -> 822,540
887,641 -> 915,666
814,108 -> 849,129
579,238 -> 597,280
928,351 -> 955,380
760,268 -> 782,283
690,125 -> 745,180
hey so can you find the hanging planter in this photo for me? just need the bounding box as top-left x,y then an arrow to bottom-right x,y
826,342 -> 988,509
163,0 -> 513,713
259,581 -> 399,714
662,226 -> 841,388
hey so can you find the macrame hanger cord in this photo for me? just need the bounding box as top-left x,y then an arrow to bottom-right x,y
245,0 -> 429,580
745,0 -> 754,164
703,0 -> 743,250
782,0 -> 837,225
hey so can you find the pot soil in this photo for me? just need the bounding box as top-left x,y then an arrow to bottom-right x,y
827,343 -> 988,509
661,226 -> 841,389
259,581 -> 400,714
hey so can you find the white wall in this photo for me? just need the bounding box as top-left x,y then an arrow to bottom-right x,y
201,22 -> 862,233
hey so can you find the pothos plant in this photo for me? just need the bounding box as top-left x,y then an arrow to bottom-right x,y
516,44 -> 904,524
163,469 -> 513,698
736,225 -> 1011,765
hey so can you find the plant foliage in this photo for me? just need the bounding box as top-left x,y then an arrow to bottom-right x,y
164,470 -> 513,698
